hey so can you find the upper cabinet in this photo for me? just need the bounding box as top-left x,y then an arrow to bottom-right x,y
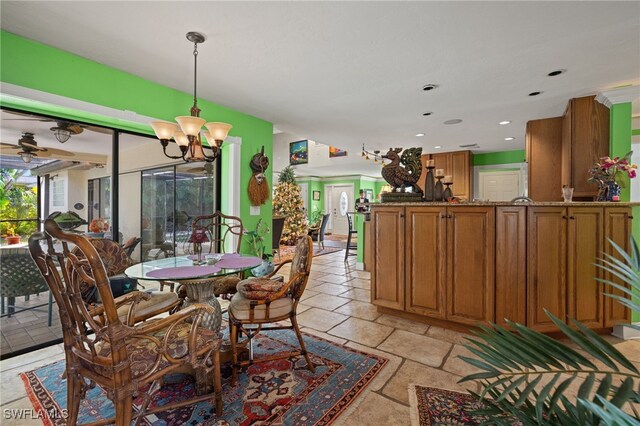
526,117 -> 564,201
526,95 -> 610,201
417,150 -> 472,200
561,96 -> 610,199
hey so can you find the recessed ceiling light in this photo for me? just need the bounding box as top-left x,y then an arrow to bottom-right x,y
434,146 -> 442,149
547,69 -> 566,77
505,137 -> 516,141
499,120 -> 511,125
444,119 -> 463,125
422,112 -> 433,116
422,84 -> 438,91
415,133 -> 425,137
528,91 -> 543,96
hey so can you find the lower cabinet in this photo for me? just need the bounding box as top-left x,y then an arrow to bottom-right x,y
372,204 -> 631,332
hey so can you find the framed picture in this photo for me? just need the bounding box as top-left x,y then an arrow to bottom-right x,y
365,189 -> 373,201
329,146 -> 348,157
312,190 -> 321,201
290,140 -> 309,165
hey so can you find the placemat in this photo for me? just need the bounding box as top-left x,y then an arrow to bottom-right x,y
216,254 -> 262,269
146,265 -> 221,280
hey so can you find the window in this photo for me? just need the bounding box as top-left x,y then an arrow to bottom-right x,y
51,178 -> 65,208
88,176 -> 111,222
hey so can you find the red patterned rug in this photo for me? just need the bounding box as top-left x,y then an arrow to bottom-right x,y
20,330 -> 387,425
408,385 -> 489,426
274,245 -> 342,265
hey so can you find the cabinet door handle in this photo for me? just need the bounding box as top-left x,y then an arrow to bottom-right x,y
448,215 -> 453,219
629,216 -> 634,220
569,216 -> 575,220
399,214 -> 405,218
562,216 -> 568,219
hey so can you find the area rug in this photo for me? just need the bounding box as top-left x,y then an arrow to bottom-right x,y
20,330 -> 387,426
408,385 -> 489,426
274,245 -> 342,265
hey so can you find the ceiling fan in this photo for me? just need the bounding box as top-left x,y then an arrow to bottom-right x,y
0,132 -> 75,163
3,112 -> 112,143
186,162 -> 215,175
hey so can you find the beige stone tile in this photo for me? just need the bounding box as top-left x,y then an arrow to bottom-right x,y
315,274 -> 353,284
300,289 -> 319,301
345,270 -> 371,280
340,288 -> 371,303
300,327 -> 348,346
426,325 -> 472,345
378,329 -> 452,367
296,308 -> 348,332
311,283 -> 350,296
0,343 -> 64,372
1,352 -> 65,405
296,304 -> 311,314
343,278 -> 371,289
301,293 -> 350,310
334,300 -> 381,321
609,338 -> 640,363
375,314 -> 429,335
335,391 -> 410,426
345,341 -> 403,392
329,317 -> 393,347
442,344 -> 483,378
382,360 -> 477,404
0,397 -> 43,425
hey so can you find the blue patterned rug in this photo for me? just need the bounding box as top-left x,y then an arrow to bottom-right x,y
20,330 -> 387,425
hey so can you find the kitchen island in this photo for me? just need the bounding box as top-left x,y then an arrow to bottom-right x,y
370,202 -> 637,333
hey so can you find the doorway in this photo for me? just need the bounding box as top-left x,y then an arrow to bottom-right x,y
479,170 -> 520,201
324,184 -> 354,235
298,183 -> 309,213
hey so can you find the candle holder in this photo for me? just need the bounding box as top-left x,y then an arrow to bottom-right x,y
434,174 -> 445,201
424,165 -> 435,202
443,182 -> 453,201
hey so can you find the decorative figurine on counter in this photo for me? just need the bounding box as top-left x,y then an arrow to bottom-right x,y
248,145 -> 270,206
381,147 -> 423,202
424,159 -> 435,201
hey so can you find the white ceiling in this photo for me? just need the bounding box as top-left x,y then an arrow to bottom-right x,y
1,1 -> 639,174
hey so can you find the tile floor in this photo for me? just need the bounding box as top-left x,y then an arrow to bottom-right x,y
1,249 -> 639,425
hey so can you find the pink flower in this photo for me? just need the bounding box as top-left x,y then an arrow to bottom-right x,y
629,169 -> 636,179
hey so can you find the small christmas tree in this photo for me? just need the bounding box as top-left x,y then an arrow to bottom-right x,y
273,166 -> 308,245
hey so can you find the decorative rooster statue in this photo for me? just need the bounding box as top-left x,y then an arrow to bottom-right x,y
381,147 -> 423,194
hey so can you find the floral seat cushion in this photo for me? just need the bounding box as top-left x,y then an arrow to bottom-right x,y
236,278 -> 284,300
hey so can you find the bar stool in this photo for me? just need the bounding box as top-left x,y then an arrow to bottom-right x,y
345,212 -> 358,261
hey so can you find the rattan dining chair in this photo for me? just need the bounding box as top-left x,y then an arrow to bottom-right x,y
228,236 -> 314,383
30,220 -> 223,426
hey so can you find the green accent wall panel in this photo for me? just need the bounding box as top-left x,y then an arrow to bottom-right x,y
1,31 -> 273,253
473,150 -> 526,166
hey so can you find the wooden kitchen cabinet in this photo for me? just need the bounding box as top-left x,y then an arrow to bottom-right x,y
446,206 -> 495,325
527,207 -> 567,332
405,207 -> 446,318
561,96 -> 610,199
495,206 -> 527,326
603,207 -> 633,326
567,207 -> 604,328
526,117 -> 563,201
417,151 -> 472,200
371,206 -> 405,310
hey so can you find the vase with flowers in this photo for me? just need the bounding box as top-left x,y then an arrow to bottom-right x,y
88,218 -> 109,238
588,152 -> 637,201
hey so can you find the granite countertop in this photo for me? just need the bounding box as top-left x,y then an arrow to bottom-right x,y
371,201 -> 640,207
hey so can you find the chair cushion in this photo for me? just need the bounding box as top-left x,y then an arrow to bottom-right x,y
236,278 -> 284,300
209,274 -> 241,295
94,322 -> 220,379
229,292 -> 293,320
116,291 -> 178,321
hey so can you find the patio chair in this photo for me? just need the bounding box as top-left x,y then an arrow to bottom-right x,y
272,216 -> 285,260
0,246 -> 54,326
309,213 -> 330,250
229,236 -> 314,383
345,212 -> 358,261
29,219 -> 223,425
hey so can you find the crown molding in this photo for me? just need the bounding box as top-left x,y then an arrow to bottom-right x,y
595,85 -> 639,108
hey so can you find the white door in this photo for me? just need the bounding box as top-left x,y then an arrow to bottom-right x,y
325,184 -> 353,235
479,171 -> 520,201
298,183 -> 309,213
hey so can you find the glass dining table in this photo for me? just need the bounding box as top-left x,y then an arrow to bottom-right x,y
124,254 -> 262,332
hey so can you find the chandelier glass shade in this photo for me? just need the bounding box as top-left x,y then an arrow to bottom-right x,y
150,32 -> 232,163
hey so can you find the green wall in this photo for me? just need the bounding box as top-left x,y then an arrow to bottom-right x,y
472,150 -> 526,166
0,31 -> 273,252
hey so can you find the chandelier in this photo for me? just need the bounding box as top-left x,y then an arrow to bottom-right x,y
150,32 -> 232,163
361,144 -> 385,165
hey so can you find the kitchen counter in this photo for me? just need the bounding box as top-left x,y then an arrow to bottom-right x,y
372,201 -> 640,207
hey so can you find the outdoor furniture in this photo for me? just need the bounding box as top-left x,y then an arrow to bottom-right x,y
272,216 -> 286,260
0,246 -> 54,326
29,219 -> 223,425
229,236 -> 315,383
345,212 -> 358,261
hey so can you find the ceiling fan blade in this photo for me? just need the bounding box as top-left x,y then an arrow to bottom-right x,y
187,167 -> 206,173
2,118 -> 55,122
83,125 -> 112,135
43,147 -> 75,157
66,124 -> 84,135
0,143 -> 20,149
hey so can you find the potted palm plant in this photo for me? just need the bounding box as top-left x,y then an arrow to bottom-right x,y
460,238 -> 640,424
5,225 -> 21,245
